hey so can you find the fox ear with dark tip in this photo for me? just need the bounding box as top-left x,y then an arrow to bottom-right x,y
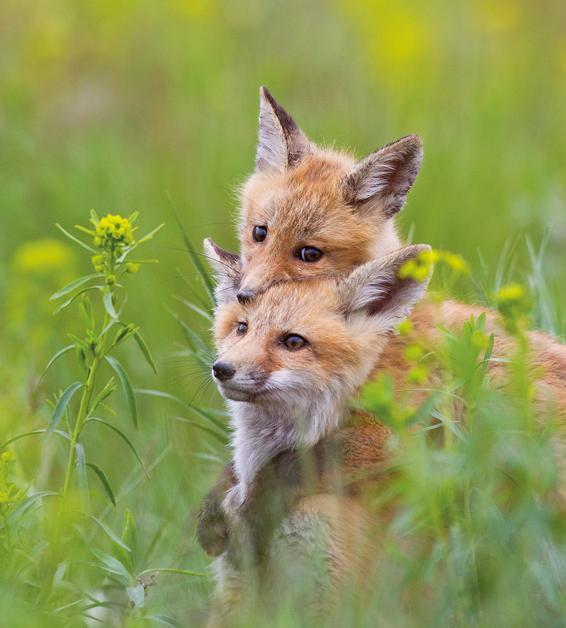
342,134 -> 423,218
203,238 -> 242,305
338,244 -> 432,332
255,86 -> 313,173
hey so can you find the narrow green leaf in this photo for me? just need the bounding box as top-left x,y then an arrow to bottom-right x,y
86,462 -> 116,506
75,443 -> 90,511
137,223 -> 165,245
4,491 -> 59,528
103,291 -> 118,319
89,209 -> 100,226
91,549 -> 131,583
50,274 -> 101,301
48,382 -> 83,433
137,567 -> 207,579
53,285 -> 102,315
86,417 -> 147,476
147,615 -> 184,628
88,515 -> 131,552
44,345 -> 74,375
168,193 -> 215,300
56,223 -> 97,253
105,356 -> 138,429
132,331 -> 157,374
126,584 -> 145,609
0,429 -> 69,451
175,297 -> 212,322
89,377 -> 117,414
74,224 -> 96,236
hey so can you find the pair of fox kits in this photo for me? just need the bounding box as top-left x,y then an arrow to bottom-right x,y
199,87 -> 566,623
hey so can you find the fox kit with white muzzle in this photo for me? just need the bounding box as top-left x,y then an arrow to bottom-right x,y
205,244 -> 431,623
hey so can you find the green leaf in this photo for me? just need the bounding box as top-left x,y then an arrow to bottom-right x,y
91,549 -> 131,583
167,193 -> 215,301
89,377 -> 117,414
48,382 -> 83,433
126,584 -> 145,609
132,331 -> 157,374
136,223 -> 165,245
86,462 -> 116,506
50,274 -> 101,301
175,297 -> 212,322
78,293 -> 95,329
4,491 -> 59,528
137,567 -> 207,579
105,356 -> 138,429
56,223 -> 97,253
147,615 -> 184,628
88,515 -> 131,552
53,285 -> 102,315
86,417 -> 147,476
44,344 -> 75,376
89,209 -> 100,226
103,291 -> 118,319
75,443 -> 89,511
0,429 -> 69,451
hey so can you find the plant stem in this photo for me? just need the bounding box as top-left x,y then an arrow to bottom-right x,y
61,309 -> 110,499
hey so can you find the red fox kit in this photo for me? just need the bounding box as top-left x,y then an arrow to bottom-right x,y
206,245 -> 431,624
206,86 -> 418,305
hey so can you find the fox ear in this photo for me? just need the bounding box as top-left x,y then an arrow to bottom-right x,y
255,86 -> 312,173
203,238 -> 242,305
338,244 -> 432,331
342,135 -> 423,218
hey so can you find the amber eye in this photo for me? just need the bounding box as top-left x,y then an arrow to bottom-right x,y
237,321 -> 248,335
297,246 -> 323,263
253,226 -> 268,242
281,334 -> 308,351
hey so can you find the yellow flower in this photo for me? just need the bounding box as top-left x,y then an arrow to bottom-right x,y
1,451 -> 15,463
94,214 -> 135,250
495,283 -> 525,304
12,239 -> 74,276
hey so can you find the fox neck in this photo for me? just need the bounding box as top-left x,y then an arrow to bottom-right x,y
228,379 -> 348,500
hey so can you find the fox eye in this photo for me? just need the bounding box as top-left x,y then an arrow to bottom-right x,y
236,321 -> 248,335
297,246 -> 323,263
281,334 -> 309,351
253,226 -> 268,242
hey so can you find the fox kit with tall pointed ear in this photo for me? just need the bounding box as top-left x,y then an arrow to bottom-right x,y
206,86 -> 422,303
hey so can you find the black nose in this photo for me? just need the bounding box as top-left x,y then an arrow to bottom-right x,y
237,289 -> 256,304
212,361 -> 235,382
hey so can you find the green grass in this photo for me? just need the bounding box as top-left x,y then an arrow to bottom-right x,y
1,1 -> 565,625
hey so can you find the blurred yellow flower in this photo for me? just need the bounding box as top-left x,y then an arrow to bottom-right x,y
12,239 -> 75,276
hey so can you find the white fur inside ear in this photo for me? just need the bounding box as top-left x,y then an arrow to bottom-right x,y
350,156 -> 396,202
203,238 -> 241,305
339,245 -> 432,332
256,96 -> 287,172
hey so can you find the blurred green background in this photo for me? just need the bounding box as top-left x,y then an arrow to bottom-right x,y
1,0 -> 565,622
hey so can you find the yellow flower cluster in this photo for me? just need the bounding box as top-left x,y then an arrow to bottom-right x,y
494,283 -> 531,334
399,248 -> 470,283
94,214 -> 135,250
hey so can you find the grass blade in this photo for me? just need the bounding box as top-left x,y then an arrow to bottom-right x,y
48,382 -> 83,433
50,274 -> 101,301
86,417 -> 148,477
133,331 -> 157,374
44,345 -> 74,374
87,462 -> 116,506
88,515 -> 131,552
75,443 -> 90,511
1,429 -> 69,451
56,223 -> 97,253
106,356 -> 138,429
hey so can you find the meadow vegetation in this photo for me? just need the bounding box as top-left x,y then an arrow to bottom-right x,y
1,1 -> 565,626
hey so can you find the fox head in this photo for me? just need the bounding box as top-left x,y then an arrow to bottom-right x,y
205,87 -> 423,305
209,244 -> 431,446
